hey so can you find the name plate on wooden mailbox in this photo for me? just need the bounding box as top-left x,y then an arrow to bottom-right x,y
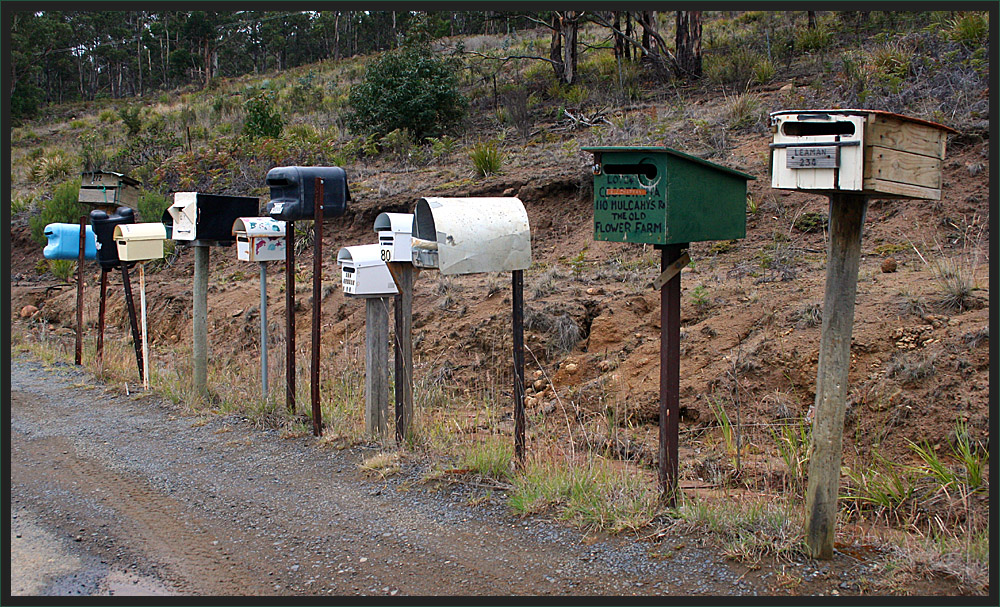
786,146 -> 838,169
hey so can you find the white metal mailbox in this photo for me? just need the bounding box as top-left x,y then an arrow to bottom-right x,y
337,244 -> 399,297
770,109 -> 954,200
410,197 -> 531,275
374,212 -> 414,263
232,217 -> 287,262
166,192 -> 199,240
113,223 -> 167,261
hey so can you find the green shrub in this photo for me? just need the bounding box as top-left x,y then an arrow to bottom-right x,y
752,58 -> 777,84
704,48 -> 761,86
469,140 -> 504,177
98,109 -> 117,123
243,90 -> 284,140
137,190 -> 170,223
118,105 -> 143,137
948,12 -> 988,47
725,92 -> 763,130
29,150 -> 75,183
30,179 -> 84,245
346,43 -> 466,139
796,25 -> 832,53
48,259 -> 77,282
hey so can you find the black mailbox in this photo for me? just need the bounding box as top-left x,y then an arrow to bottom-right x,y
263,166 -> 350,222
164,192 -> 260,245
90,206 -> 136,269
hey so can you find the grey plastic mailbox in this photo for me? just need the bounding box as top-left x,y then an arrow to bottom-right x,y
411,197 -> 531,275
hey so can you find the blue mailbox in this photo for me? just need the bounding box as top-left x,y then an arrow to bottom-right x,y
43,223 -> 98,260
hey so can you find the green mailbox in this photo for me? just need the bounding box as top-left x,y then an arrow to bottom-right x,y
582,146 -> 754,245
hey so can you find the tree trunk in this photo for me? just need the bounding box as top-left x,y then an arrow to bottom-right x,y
808,11 -> 817,29
334,11 -> 341,60
674,11 -> 703,79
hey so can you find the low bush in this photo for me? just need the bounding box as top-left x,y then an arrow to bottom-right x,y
29,178 -> 83,245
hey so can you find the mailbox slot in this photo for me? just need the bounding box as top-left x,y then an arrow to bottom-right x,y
90,207 -> 136,269
337,244 -> 398,297
769,109 -> 954,200
373,212 -> 413,263
166,192 -> 259,244
113,223 -> 167,261
232,217 -> 286,262
43,223 -> 97,261
411,197 -> 530,275
264,166 -> 350,221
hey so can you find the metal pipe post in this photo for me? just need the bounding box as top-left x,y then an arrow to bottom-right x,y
192,244 -> 209,397
120,261 -> 144,382
140,263 -> 149,389
658,243 -> 685,507
285,222 -> 295,414
75,215 -> 86,365
512,269 -> 526,464
310,178 -> 324,437
259,261 -> 269,401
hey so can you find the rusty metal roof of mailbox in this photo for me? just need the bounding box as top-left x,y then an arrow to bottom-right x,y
581,146 -> 756,181
769,109 -> 958,134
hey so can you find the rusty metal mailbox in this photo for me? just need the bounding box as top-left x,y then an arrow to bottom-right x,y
232,217 -> 286,262
43,223 -> 97,260
374,212 -> 413,263
411,197 -> 531,275
113,223 -> 167,261
769,109 -> 954,199
581,146 -> 753,245
337,244 -> 398,297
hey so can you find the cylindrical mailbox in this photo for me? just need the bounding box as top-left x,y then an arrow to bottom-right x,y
411,197 -> 531,275
43,223 -> 97,260
264,166 -> 350,221
90,207 -> 136,269
374,212 -> 414,263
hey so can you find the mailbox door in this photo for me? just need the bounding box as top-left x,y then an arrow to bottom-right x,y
591,150 -> 668,245
771,113 -> 866,191
250,236 -> 286,262
236,234 -> 252,261
168,193 -> 198,240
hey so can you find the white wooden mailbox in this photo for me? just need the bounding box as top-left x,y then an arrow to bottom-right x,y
410,197 -> 531,275
337,244 -> 399,297
770,109 -> 954,200
232,217 -> 287,262
113,223 -> 167,261
374,212 -> 414,263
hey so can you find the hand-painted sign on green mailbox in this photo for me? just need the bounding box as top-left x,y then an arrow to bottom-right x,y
582,146 -> 754,245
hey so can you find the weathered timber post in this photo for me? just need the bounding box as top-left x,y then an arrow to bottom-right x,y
192,244 -> 209,397
390,262 -> 415,444
803,193 -> 867,559
658,243 -> 686,506
365,296 -> 391,437
120,260 -> 144,382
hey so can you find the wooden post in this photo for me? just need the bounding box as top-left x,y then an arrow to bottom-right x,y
140,262 -> 149,390
365,296 -> 391,437
285,222 -> 296,414
512,269 -> 526,464
658,244 -> 685,506
259,262 -> 269,401
75,215 -> 86,366
192,244 -> 209,397
310,179 -> 324,437
389,262 -> 414,444
804,194 -> 868,559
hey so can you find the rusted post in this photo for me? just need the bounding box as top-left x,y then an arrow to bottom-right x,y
659,243 -> 685,506
310,178 -> 324,437
75,215 -> 86,365
120,260 -> 144,382
391,263 -> 414,444
512,269 -> 526,464
804,194 -> 868,559
97,269 -> 108,365
285,221 -> 296,414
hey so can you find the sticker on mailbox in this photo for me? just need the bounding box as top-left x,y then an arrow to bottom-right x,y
786,146 -> 838,169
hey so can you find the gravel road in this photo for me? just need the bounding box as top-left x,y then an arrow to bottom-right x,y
10,352 -> 770,597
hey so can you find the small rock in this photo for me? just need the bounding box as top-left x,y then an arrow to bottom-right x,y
881,257 -> 897,273
585,287 -> 604,296
564,363 -> 578,373
533,379 -> 546,392
19,305 -> 38,318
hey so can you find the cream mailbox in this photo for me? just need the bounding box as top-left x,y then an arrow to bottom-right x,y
113,223 -> 167,261
374,212 -> 413,263
411,197 -> 531,275
337,244 -> 398,297
232,217 -> 286,262
770,109 -> 953,200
